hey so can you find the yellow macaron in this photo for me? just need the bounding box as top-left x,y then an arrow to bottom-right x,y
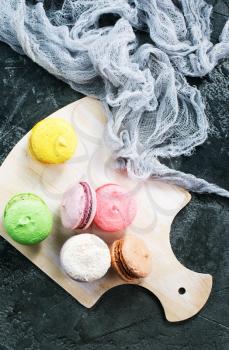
29,118 -> 78,164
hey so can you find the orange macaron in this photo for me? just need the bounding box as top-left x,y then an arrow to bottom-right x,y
110,235 -> 152,282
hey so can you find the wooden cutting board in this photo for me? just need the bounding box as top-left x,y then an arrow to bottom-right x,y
0,97 -> 212,322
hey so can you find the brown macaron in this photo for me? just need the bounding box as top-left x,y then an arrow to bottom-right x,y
110,235 -> 152,282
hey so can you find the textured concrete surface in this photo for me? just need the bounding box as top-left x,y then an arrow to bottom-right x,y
0,1 -> 229,349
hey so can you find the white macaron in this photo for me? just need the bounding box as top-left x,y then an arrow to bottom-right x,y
60,234 -> 111,282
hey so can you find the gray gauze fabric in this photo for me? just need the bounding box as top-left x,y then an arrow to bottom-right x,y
0,0 -> 229,197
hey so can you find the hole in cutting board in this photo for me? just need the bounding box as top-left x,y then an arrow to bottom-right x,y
178,287 -> 186,295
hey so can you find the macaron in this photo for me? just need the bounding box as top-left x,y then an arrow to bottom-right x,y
94,184 -> 137,232
61,181 -> 96,230
60,234 -> 111,282
29,118 -> 77,164
110,235 -> 152,282
3,193 -> 53,245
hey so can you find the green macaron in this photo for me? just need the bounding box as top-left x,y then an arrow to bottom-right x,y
3,193 -> 53,245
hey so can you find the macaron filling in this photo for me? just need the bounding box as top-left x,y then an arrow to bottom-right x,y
78,182 -> 93,229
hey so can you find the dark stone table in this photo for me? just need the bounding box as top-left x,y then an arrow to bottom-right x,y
0,1 -> 229,349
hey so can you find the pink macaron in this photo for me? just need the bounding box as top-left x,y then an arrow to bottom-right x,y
61,181 -> 96,230
94,184 -> 137,232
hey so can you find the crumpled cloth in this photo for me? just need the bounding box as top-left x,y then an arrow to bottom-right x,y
0,0 -> 229,197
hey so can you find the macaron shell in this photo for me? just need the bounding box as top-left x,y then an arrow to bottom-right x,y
60,182 -> 96,230
4,193 -> 44,215
60,182 -> 85,230
60,234 -> 111,282
30,118 -> 77,164
3,193 -> 53,245
94,184 -> 137,232
122,235 -> 152,278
